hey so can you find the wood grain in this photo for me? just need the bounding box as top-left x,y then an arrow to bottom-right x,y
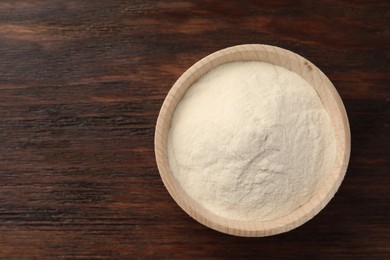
0,0 -> 389,258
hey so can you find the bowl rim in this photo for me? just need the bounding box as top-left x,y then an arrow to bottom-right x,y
155,44 -> 351,237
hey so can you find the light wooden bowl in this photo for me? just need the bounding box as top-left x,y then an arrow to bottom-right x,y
155,44 -> 350,237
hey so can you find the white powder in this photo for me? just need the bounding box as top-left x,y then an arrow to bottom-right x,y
168,61 -> 336,221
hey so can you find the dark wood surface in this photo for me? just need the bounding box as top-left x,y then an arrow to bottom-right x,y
0,0 -> 389,259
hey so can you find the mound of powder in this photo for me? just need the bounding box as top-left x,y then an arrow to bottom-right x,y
167,61 -> 336,221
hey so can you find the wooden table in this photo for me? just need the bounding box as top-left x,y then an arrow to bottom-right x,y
0,1 -> 388,258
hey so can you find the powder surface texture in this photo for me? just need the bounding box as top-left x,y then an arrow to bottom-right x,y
168,61 -> 336,221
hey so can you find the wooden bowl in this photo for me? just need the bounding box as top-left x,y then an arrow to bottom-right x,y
155,44 -> 350,237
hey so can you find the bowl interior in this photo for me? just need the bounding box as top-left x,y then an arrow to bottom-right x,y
155,44 -> 350,237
